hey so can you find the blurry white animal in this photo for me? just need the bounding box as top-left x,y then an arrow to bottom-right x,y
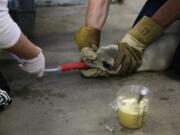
138,33 -> 179,71
96,21 -> 180,72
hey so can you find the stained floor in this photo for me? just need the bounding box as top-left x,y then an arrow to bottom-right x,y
1,2 -> 180,135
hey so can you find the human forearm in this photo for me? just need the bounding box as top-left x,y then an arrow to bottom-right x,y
6,33 -> 45,77
85,0 -> 111,29
6,33 -> 41,60
152,0 -> 180,27
76,0 -> 111,50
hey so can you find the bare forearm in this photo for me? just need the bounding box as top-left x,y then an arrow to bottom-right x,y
85,0 -> 111,29
152,0 -> 180,27
6,33 -> 41,60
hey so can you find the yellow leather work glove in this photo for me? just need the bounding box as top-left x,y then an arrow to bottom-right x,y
80,47 -> 109,78
80,16 -> 164,77
75,26 -> 101,51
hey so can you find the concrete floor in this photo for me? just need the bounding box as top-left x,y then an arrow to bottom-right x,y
1,3 -> 180,135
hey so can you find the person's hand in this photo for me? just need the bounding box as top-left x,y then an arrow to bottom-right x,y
80,16 -> 164,77
97,44 -> 142,76
75,26 -> 101,51
19,50 -> 45,77
80,45 -> 141,77
80,47 -> 109,77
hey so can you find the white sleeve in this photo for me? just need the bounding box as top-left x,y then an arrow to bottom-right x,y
0,0 -> 8,11
0,11 -> 21,49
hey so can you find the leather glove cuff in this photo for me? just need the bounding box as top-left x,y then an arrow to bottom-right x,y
75,26 -> 101,51
121,16 -> 164,52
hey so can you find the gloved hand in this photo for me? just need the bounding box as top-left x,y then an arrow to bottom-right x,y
19,50 -> 45,77
80,16 -> 164,77
75,26 -> 101,51
80,47 -> 109,77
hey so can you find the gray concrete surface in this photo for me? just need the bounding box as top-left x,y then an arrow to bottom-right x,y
35,0 -> 116,6
35,0 -> 144,6
1,3 -> 180,135
36,0 -> 87,6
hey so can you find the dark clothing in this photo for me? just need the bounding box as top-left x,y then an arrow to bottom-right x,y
133,0 -> 167,26
0,72 -> 10,94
